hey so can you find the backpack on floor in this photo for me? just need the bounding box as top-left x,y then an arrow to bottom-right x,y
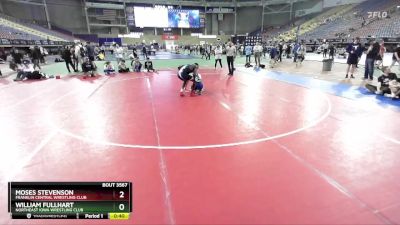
245,62 -> 253,68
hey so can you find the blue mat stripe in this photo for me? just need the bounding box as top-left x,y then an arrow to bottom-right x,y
259,70 -> 400,110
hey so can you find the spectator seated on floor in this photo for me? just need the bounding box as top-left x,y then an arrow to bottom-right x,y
388,78 -> 400,99
118,60 -> 130,73
14,60 -> 47,81
103,61 -> 115,75
144,57 -> 155,72
131,57 -> 142,72
81,57 -> 97,77
365,67 -> 397,97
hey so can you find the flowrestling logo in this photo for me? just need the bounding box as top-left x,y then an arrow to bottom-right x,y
367,11 -> 388,19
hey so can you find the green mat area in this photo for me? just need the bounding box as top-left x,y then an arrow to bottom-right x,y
40,55 -> 250,76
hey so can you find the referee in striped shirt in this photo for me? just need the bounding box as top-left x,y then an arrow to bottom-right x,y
225,42 -> 236,76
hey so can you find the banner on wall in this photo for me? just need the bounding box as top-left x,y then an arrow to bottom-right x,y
98,38 -> 122,46
383,38 -> 400,43
125,4 -> 135,27
0,39 -> 70,46
206,8 -> 234,14
162,34 -> 179,40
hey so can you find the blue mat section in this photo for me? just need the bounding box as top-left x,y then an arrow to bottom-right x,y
256,70 -> 400,110
148,52 -> 197,60
105,51 -> 197,61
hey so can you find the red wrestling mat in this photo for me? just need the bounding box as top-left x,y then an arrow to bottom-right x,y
0,69 -> 399,224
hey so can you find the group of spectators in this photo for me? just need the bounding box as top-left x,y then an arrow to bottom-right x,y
0,41 -> 158,81
61,42 -> 101,74
361,39 -> 400,99
60,42 -> 157,77
343,37 -> 397,80
267,41 -> 307,68
320,42 -> 337,59
179,42 -> 238,75
3,47 -> 48,81
103,57 -> 155,75
179,40 -> 309,71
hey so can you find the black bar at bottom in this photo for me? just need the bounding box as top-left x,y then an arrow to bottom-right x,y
11,213 -> 109,219
8,182 -> 10,212
12,213 -> 78,219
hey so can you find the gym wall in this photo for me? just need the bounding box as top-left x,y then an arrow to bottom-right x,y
236,6 -> 263,34
46,0 -> 87,33
1,0 -> 47,23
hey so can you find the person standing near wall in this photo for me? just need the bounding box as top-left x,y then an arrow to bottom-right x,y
364,40 -> 380,81
39,46 -> 46,64
245,44 -> 252,64
296,42 -> 306,67
328,44 -> 335,59
278,42 -> 283,62
286,43 -> 292,59
73,43 -> 83,72
100,45 -> 106,55
390,44 -> 400,72
86,42 -> 95,62
345,37 -> 362,79
253,42 -> 263,67
240,45 -> 244,57
376,40 -> 386,69
292,42 -> 299,63
110,44 -> 115,55
225,42 -> 236,76
282,43 -> 287,58
11,48 -> 23,71
214,45 -> 223,69
115,45 -> 124,63
205,44 -> 211,60
263,43 -> 268,59
62,46 -> 75,73
31,46 -> 41,70
322,42 -> 329,58
142,44 -> 147,59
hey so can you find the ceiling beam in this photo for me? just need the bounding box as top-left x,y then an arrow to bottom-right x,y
3,0 -> 44,6
88,0 -> 311,7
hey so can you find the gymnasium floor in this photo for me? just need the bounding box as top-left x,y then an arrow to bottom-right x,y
0,52 -> 400,224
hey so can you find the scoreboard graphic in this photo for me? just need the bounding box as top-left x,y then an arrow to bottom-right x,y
8,182 -> 132,220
